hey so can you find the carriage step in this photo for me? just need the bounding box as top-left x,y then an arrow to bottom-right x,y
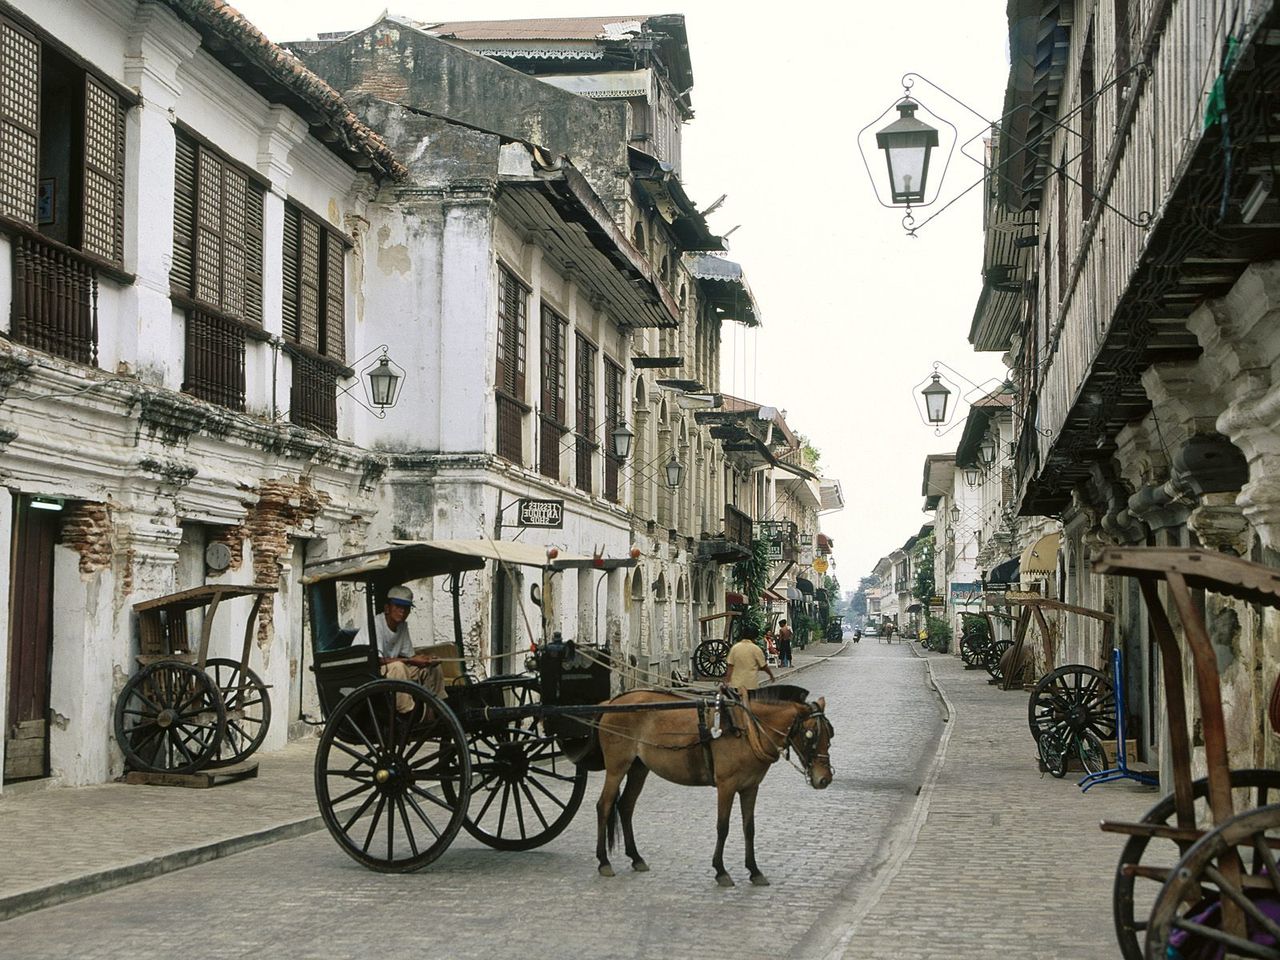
124,760 -> 259,789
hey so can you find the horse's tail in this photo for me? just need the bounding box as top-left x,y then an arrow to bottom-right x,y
606,793 -> 621,854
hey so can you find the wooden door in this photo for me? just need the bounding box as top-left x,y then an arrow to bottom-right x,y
5,497 -> 58,781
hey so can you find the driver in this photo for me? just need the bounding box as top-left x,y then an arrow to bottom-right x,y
376,585 -> 445,713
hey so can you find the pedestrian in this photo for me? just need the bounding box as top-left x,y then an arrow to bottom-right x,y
724,625 -> 775,695
776,618 -> 794,667
372,585 -> 446,713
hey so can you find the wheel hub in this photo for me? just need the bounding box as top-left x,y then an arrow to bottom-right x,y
493,742 -> 530,783
157,709 -> 177,729
374,756 -> 410,794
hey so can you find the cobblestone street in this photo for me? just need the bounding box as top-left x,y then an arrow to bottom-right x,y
0,644 -> 943,960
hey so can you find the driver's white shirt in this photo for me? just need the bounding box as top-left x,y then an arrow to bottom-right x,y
375,613 -> 413,659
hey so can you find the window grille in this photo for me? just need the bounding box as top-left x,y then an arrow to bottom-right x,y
495,264 -> 528,463
184,308 -> 245,410
575,333 -> 596,493
289,348 -> 339,435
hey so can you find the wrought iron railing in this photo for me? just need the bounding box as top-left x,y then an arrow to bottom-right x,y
289,348 -> 339,436
496,392 -> 526,463
11,233 -> 97,365
183,308 -> 246,410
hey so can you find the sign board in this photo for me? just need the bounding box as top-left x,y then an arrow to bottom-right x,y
765,540 -> 784,561
812,557 -> 829,574
517,498 -> 564,528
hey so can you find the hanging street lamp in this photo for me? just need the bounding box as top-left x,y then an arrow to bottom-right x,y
963,466 -> 980,487
950,504 -> 961,523
979,435 -> 998,466
365,353 -> 403,408
875,99 -> 940,204
921,373 -> 952,424
611,421 -> 635,461
665,456 -> 684,490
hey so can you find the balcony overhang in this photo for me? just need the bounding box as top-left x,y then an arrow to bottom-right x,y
683,253 -> 761,327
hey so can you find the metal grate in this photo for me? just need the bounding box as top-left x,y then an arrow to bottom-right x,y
290,349 -> 338,435
183,308 -> 245,410
11,234 -> 97,364
496,392 -> 524,463
0,21 -> 38,224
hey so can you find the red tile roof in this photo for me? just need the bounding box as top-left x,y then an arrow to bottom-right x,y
162,1 -> 406,180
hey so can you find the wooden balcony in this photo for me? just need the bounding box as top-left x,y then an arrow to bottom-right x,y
696,503 -> 753,564
11,233 -> 97,366
288,347 -> 340,436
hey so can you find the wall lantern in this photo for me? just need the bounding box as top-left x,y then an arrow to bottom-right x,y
979,436 -> 998,466
921,373 -> 952,424
665,456 -> 685,489
365,353 -> 402,408
611,421 -> 635,461
875,99 -> 939,205
950,504 -> 960,523
963,466 -> 981,487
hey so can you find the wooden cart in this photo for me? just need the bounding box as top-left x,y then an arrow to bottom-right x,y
1093,547 -> 1280,960
113,584 -> 274,783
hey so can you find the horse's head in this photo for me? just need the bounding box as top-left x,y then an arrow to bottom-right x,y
788,697 -> 833,789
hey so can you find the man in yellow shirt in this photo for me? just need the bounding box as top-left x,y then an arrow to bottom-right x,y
725,628 -> 775,694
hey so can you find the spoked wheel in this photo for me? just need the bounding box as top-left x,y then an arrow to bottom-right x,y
1028,664 -> 1117,743
1038,731 -> 1069,779
959,635 -> 987,667
1144,801 -> 1280,960
449,682 -> 587,851
314,679 -> 470,873
114,660 -> 226,773
204,658 -> 271,767
694,639 -> 730,679
984,640 -> 1013,681
1079,731 -> 1108,776
1115,769 -> 1280,960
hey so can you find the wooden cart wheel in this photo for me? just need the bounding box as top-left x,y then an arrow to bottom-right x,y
959,634 -> 986,667
314,679 -> 470,873
694,639 -> 730,679
204,658 -> 271,768
1028,664 -> 1117,743
114,660 -> 226,774
983,639 -> 1013,681
446,680 -> 586,851
1144,801 -> 1280,960
1114,769 -> 1280,960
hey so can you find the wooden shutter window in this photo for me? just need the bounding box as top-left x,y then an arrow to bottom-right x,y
194,148 -> 223,306
281,202 -> 300,342
0,20 -> 39,224
82,75 -> 124,264
221,166 -> 248,319
496,265 -> 527,399
244,179 -> 263,326
324,235 -> 344,362
541,305 -> 566,423
171,132 -> 196,294
299,216 -> 320,348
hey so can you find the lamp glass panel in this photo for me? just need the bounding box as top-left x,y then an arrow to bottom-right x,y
368,359 -> 400,407
922,376 -> 951,424
611,423 -> 634,460
665,457 -> 684,489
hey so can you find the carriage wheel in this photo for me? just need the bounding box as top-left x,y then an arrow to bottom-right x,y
1028,664 -> 1117,744
984,640 -> 1013,680
204,658 -> 271,768
314,679 -> 470,873
694,639 -> 730,679
447,682 -> 586,851
1114,769 -> 1280,960
1143,801 -> 1280,960
959,634 -> 986,667
114,660 -> 225,774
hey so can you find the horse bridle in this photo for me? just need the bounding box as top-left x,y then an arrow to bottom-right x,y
785,703 -> 833,775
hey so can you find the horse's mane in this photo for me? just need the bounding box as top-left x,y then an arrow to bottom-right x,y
750,684 -> 809,704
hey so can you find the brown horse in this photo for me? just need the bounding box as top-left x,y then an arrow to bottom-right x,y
592,684 -> 833,887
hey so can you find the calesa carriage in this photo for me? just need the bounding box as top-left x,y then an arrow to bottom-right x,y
304,540 -> 834,878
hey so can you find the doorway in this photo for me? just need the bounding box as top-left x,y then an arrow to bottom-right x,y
5,496 -> 60,781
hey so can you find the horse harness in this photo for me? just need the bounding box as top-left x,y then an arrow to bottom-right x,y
782,703 -> 834,777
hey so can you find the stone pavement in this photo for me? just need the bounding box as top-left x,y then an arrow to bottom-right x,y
0,641 -> 847,923
833,645 -> 1162,960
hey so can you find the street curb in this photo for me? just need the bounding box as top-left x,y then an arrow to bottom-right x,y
819,643 -> 956,960
0,813 -> 327,923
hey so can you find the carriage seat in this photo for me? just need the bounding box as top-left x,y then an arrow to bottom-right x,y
414,642 -> 466,687
312,643 -> 381,718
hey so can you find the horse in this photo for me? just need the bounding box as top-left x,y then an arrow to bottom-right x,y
590,684 -> 834,887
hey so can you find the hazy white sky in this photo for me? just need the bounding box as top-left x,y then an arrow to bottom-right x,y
234,0 -> 1011,585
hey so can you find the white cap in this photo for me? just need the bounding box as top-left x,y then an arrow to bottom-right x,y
386,585 -> 414,607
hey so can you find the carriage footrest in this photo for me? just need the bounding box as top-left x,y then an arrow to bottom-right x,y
124,761 -> 259,789
1100,819 -> 1205,843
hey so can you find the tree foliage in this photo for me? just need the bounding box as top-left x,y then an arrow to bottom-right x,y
912,531 -> 936,603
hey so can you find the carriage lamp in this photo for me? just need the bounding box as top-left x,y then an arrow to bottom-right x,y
611,421 -> 635,461
950,504 -> 960,523
921,374 -> 951,424
875,99 -> 939,204
365,352 -> 403,408
978,435 -> 998,466
963,466 -> 980,487
665,456 -> 685,489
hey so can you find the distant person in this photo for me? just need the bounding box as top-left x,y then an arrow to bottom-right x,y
776,619 -> 794,667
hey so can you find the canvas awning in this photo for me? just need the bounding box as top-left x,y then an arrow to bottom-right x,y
988,556 -> 1020,585
796,577 -> 815,595
1021,532 -> 1061,576
786,586 -> 803,601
